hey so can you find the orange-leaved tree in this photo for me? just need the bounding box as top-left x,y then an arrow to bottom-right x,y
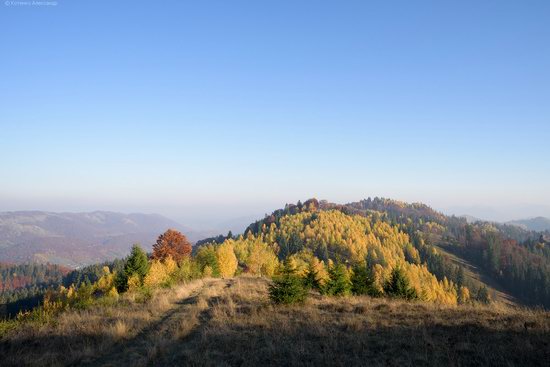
152,229 -> 192,262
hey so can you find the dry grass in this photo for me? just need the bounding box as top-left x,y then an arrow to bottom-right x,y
1,277 -> 549,366
0,279 -> 207,366
160,277 -> 550,367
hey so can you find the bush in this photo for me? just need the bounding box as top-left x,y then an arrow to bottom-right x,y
476,285 -> 491,304
172,258 -> 202,282
72,281 -> 94,309
269,260 -> 308,305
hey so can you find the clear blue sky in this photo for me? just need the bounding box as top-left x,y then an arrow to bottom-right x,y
1,1 -> 549,228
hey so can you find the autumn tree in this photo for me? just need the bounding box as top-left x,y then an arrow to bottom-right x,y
144,257 -> 177,288
195,244 -> 221,277
152,229 -> 192,262
232,236 -> 278,276
458,286 -> 471,304
217,241 -> 238,278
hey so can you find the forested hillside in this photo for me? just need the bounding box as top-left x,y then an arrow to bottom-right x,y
0,263 -> 70,317
242,198 -> 550,307
2,197 -> 549,322
1,203 -> 549,366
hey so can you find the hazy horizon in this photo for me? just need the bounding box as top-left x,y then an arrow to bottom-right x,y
2,1 -> 549,230
2,196 -> 550,233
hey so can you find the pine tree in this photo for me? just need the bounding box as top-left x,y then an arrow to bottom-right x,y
269,259 -> 307,304
115,245 -> 149,293
324,263 -> 352,296
383,266 -> 418,300
125,245 -> 149,280
303,262 -> 321,290
351,264 -> 381,297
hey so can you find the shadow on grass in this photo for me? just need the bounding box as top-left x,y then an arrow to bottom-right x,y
156,320 -> 549,367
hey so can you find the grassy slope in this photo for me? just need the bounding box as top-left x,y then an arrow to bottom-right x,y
435,242 -> 518,306
1,277 -> 549,367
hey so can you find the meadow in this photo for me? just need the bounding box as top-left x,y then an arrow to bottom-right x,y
1,276 -> 548,367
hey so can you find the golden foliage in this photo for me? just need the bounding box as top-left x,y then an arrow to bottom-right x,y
458,286 -> 471,304
96,266 -> 116,294
127,274 -> 142,292
144,257 -> 177,288
203,265 -> 213,277
253,210 -> 459,304
231,236 -> 279,276
216,241 -> 238,278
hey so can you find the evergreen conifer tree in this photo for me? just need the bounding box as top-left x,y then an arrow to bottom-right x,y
269,259 -> 307,304
324,263 -> 352,296
383,266 -> 418,300
351,264 -> 381,297
115,245 -> 149,293
303,262 -> 321,290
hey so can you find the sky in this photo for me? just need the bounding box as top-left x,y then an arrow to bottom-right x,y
1,1 -> 549,230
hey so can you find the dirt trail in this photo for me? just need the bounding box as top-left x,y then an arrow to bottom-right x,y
153,278 -> 236,366
79,278 -> 231,367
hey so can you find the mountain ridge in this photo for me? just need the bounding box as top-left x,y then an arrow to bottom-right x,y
0,211 -> 202,267
506,216 -> 550,232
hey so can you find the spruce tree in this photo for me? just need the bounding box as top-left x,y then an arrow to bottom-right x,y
383,266 -> 418,300
324,263 -> 352,296
351,264 -> 381,297
269,259 -> 307,304
303,262 -> 321,291
115,245 -> 149,293
125,245 -> 149,280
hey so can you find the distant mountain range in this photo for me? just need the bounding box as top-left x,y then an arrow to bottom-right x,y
0,211 -> 204,268
459,214 -> 550,232
506,217 -> 550,232
2,208 -> 548,269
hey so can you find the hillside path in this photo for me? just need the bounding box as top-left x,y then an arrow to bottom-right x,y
78,278 -> 231,367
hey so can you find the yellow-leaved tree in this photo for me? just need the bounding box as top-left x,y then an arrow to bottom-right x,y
217,241 -> 238,278
231,236 -> 279,276
144,256 -> 177,288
